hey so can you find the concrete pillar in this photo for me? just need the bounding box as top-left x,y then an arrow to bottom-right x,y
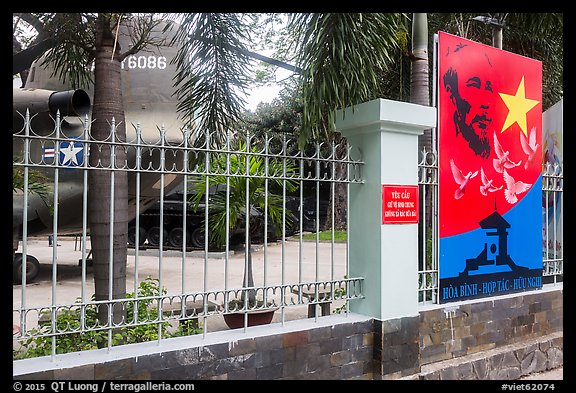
336,98 -> 436,321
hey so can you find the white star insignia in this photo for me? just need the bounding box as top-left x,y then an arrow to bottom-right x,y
60,142 -> 83,165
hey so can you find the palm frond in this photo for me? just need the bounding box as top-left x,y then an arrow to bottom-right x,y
171,13 -> 253,148
289,13 -> 406,146
40,13 -> 96,90
12,166 -> 51,208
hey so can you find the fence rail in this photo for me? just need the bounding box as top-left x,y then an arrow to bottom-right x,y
12,111 -> 364,359
418,146 -> 439,305
542,162 -> 563,283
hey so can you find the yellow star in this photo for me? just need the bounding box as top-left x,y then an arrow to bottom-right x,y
499,76 -> 540,136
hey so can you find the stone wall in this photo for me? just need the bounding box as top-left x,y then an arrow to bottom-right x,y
418,287 -> 563,365
373,316 -> 420,378
14,314 -> 375,380
413,332 -> 563,380
370,286 -> 563,379
14,288 -> 562,380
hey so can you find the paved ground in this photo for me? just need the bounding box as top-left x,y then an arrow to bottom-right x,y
13,236 -> 347,336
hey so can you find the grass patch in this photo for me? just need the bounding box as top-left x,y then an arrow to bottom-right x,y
299,230 -> 347,243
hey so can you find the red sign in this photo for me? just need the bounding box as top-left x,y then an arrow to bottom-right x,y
382,185 -> 419,224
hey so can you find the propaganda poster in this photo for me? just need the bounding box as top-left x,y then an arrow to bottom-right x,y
438,32 -> 543,303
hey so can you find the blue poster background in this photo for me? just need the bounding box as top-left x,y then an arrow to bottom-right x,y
439,174 -> 542,303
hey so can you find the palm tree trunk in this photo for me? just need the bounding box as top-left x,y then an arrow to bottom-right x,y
89,15 -> 128,326
410,13 -> 433,272
411,14 -> 431,118
411,13 -> 431,159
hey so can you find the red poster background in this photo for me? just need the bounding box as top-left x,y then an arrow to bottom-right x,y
438,32 -> 542,238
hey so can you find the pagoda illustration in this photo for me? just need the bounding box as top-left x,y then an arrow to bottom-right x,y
459,202 -> 529,277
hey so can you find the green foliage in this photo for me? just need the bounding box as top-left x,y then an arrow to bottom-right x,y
240,86 -> 336,163
241,86 -> 303,139
172,319 -> 203,337
13,277 -> 201,360
300,230 -> 346,243
12,165 -> 51,205
27,13 -> 98,90
122,277 -> 170,344
14,297 -> 109,359
12,162 -> 55,221
332,276 -> 348,314
171,13 -> 254,147
190,138 -> 298,248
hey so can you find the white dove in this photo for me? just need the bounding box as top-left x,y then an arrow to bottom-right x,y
493,131 -> 521,173
450,158 -> 478,200
479,167 -> 502,196
503,169 -> 531,204
520,126 -> 539,170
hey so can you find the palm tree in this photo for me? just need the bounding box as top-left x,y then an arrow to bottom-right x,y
171,13 -> 406,145
167,11 -> 423,247
190,134 -> 297,306
410,13 -> 431,129
287,13 -> 406,146
409,13 -> 434,280
169,13 -> 253,148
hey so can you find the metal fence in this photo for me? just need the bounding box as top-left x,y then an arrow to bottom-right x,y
417,146 -> 439,305
12,108 -> 563,358
542,162 -> 563,283
12,111 -> 365,359
417,146 -> 564,305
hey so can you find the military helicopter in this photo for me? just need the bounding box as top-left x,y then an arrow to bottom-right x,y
12,20 -> 189,283
13,19 -> 303,283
